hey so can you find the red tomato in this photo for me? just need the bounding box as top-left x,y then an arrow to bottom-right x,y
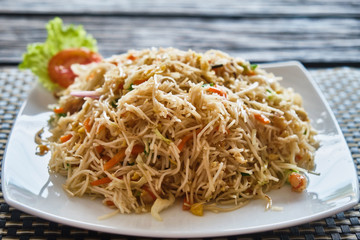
48,48 -> 102,88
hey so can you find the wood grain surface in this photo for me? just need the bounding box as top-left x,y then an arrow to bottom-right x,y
2,0 -> 360,16
0,0 -> 359,65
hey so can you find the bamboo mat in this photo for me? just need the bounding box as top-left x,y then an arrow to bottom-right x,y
0,67 -> 359,240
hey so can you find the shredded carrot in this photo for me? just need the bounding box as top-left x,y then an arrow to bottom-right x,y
207,86 -> 227,98
83,117 -> 92,132
244,70 -> 256,76
131,144 -> 145,154
60,134 -> 72,143
95,145 -> 104,154
143,186 -> 157,201
103,144 -> 144,170
182,198 -> 191,210
127,54 -> 137,61
177,129 -> 201,151
97,125 -> 105,134
90,176 -> 112,186
133,79 -> 147,85
103,149 -> 126,171
91,176 -> 123,186
53,107 -> 65,114
106,200 -> 115,206
177,134 -> 193,152
254,113 -> 270,124
37,144 -> 49,155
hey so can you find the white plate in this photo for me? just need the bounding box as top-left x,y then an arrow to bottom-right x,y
2,61 -> 359,238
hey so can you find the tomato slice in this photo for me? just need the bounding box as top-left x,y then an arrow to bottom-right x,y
48,48 -> 102,88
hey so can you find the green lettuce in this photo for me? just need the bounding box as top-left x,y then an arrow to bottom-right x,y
19,17 -> 98,91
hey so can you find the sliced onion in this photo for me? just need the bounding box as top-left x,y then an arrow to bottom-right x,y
70,90 -> 100,99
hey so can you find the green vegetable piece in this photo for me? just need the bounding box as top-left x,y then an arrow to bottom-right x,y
111,98 -> 119,108
144,149 -> 149,156
134,190 -> 142,197
19,17 -> 98,91
57,113 -> 67,118
241,172 -> 250,176
202,83 -> 215,87
65,163 -> 71,170
250,64 -> 258,70
154,129 -> 172,144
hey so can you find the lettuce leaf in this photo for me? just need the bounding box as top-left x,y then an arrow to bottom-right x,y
19,17 -> 98,91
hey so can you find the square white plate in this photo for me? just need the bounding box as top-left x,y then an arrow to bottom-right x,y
2,61 -> 359,238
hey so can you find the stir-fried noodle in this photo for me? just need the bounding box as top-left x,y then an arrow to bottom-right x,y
45,48 -> 318,220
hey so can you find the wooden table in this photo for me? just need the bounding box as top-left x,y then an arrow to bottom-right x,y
1,1 -> 360,239
1,0 -> 359,67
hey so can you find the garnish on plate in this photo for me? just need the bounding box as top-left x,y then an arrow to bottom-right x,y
19,17 -> 102,91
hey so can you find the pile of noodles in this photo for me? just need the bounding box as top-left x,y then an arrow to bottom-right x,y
46,48 -> 318,220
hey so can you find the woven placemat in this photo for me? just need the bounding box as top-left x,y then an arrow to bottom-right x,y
0,67 -> 359,240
